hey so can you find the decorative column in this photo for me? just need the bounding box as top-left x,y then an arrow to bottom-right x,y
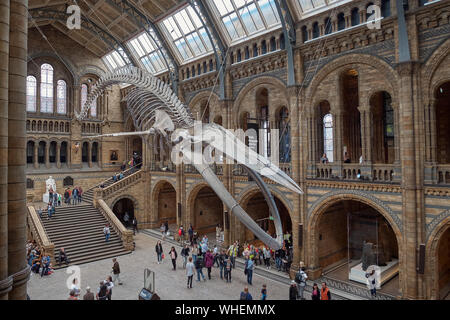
33,142 -> 38,169
45,142 -> 50,169
333,110 -> 344,177
8,0 -> 29,300
0,0 -> 9,301
88,142 -> 92,168
56,141 -> 61,169
358,106 -> 373,179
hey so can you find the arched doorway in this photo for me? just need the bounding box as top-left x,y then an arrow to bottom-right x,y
436,227 -> 450,299
192,186 -> 223,235
82,142 -> 88,163
436,82 -> 450,164
155,182 -> 177,226
242,192 -> 292,246
341,69 -> 361,163
112,198 -> 135,228
314,199 -> 399,295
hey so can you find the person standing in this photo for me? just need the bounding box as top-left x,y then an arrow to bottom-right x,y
160,223 -> 166,241
123,212 -> 130,228
192,244 -> 198,263
224,257 -> 232,283
311,283 -> 320,300
366,269 -> 377,298
218,250 -> 226,280
263,246 -> 271,269
169,247 -> 178,270
205,250 -> 214,280
227,242 -> 237,269
57,193 -> 62,207
105,276 -> 114,300
103,224 -> 110,242
195,255 -> 206,282
72,187 -> 78,205
164,221 -> 169,235
181,245 -> 190,269
240,287 -> 253,300
261,284 -> 267,300
111,258 -> 123,285
213,245 -> 219,267
186,257 -> 195,289
215,224 -> 221,243
155,241 -> 163,264
37,207 -> 42,219
96,281 -> 108,300
295,267 -> 308,300
245,258 -> 254,285
83,287 -> 94,300
289,281 -> 298,300
78,186 -> 83,204
132,217 -> 138,235
320,282 -> 331,300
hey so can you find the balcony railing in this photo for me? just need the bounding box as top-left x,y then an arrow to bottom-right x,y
314,163 -> 400,183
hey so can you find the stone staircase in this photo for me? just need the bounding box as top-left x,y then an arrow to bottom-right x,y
40,204 -> 131,268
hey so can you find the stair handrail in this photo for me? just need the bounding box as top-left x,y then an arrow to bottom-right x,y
26,206 -> 55,265
96,199 -> 134,251
86,163 -> 143,192
99,170 -> 143,200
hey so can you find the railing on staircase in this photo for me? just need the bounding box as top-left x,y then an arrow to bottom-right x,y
86,163 -> 142,192
95,199 -> 134,251
95,170 -> 143,201
26,206 -> 55,265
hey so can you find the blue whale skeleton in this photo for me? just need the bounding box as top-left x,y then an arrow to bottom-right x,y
76,66 -> 303,250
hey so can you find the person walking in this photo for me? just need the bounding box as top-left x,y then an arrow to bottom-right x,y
103,224 -> 111,242
47,203 -> 52,220
83,287 -> 94,300
205,250 -> 214,280
311,283 -> 320,300
188,225 -> 194,246
160,223 -> 166,241
37,207 -> 43,219
261,284 -> 267,300
57,193 -> 62,207
240,287 -> 253,300
181,245 -> 190,269
186,257 -> 195,289
169,247 -> 178,270
155,241 -> 163,264
263,246 -> 271,269
213,245 -> 219,267
224,257 -> 232,283
164,221 -> 169,235
132,217 -> 138,235
123,212 -> 130,228
320,282 -> 331,300
289,281 -> 298,300
72,187 -> 78,205
178,225 -> 185,244
111,258 -> 123,285
295,267 -> 308,300
228,242 -> 238,269
78,186 -> 83,204
195,255 -> 206,282
245,257 -> 255,285
192,244 -> 198,264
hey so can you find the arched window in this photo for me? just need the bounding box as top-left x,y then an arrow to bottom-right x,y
26,76 -> 37,112
280,33 -> 285,49
237,49 -> 242,63
323,114 -> 334,163
253,44 -> 258,57
337,13 -> 346,31
324,18 -> 332,35
40,64 -> 54,113
245,46 -> 250,60
81,84 -> 88,111
279,107 -> 291,163
270,37 -> 276,51
261,40 -> 267,54
312,22 -> 320,38
91,98 -> 97,117
351,8 -> 360,26
301,26 -> 308,42
57,80 -> 67,114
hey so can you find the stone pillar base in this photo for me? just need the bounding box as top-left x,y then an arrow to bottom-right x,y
307,267 -> 323,280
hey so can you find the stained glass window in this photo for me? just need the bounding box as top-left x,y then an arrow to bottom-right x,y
211,0 -> 280,43
40,63 -> 54,113
26,76 -> 37,112
57,80 -> 66,114
323,113 -> 334,162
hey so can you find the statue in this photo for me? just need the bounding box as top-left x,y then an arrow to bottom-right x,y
43,176 -> 58,203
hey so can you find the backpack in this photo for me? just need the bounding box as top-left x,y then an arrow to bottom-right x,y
295,271 -> 304,284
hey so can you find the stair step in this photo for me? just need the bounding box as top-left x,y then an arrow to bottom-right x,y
54,243 -> 126,258
53,249 -> 132,269
46,224 -> 109,235
52,235 -> 121,247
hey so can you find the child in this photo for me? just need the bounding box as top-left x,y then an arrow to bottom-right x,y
261,284 -> 267,300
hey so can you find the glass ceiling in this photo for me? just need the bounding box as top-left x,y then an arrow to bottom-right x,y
211,0 -> 281,43
102,48 -> 131,72
127,32 -> 168,74
297,0 -> 345,15
160,5 -> 213,62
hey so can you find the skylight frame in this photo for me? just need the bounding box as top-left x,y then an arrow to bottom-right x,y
208,0 -> 282,44
126,32 -> 168,74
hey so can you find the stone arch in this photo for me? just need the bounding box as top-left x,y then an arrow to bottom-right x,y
111,195 -> 139,211
151,179 -> 177,227
422,38 -> 450,104
232,76 -> 288,128
237,184 -> 294,215
188,90 -> 220,123
425,215 -> 450,300
306,192 -> 403,272
27,51 -> 77,85
186,181 -> 213,229
305,54 -> 399,110
111,195 -> 138,226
